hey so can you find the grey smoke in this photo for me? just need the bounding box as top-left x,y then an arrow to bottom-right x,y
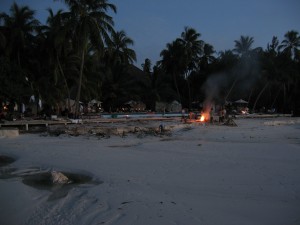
201,56 -> 261,107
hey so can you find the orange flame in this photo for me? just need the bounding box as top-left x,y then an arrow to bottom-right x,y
200,115 -> 205,122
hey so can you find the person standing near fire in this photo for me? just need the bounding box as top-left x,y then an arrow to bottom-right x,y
210,107 -> 214,124
223,107 -> 227,121
218,106 -> 227,123
219,107 -> 223,123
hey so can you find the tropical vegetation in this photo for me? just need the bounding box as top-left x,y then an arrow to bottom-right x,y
1,1 -> 299,118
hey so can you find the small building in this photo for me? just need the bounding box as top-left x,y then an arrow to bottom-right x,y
88,99 -> 103,113
123,100 -> 146,112
233,99 -> 249,114
155,100 -> 182,112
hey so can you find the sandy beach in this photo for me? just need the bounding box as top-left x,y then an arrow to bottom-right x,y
1,117 -> 300,225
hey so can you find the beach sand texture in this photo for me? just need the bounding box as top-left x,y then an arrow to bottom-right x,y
1,117 -> 300,225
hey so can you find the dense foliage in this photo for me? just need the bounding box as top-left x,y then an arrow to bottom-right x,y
1,1 -> 299,116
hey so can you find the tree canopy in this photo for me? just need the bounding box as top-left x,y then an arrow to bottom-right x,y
1,1 -> 299,117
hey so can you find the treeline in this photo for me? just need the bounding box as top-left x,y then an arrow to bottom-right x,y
0,0 -> 299,116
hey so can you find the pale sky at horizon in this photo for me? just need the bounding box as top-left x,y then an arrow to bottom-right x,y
1,0 -> 300,68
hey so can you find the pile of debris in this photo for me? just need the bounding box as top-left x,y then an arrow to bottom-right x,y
47,123 -> 173,138
224,118 -> 237,126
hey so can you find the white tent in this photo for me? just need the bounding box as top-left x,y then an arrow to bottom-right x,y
234,99 -> 248,104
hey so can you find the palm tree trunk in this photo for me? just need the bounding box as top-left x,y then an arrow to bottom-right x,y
75,49 -> 85,118
252,82 -> 269,112
271,85 -> 282,108
185,71 -> 192,109
247,88 -> 253,106
186,79 -> 191,109
56,54 -> 71,112
225,77 -> 238,102
173,72 -> 181,104
283,83 -> 287,113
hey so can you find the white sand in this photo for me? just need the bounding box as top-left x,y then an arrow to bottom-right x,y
0,118 -> 300,225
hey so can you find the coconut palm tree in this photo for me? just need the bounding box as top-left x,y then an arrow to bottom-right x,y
43,8 -> 76,111
275,31 -> 300,113
0,3 -> 40,67
266,36 -> 280,56
178,27 -> 205,108
178,27 -> 203,77
226,35 -> 259,102
199,43 -> 216,71
142,58 -> 152,74
257,36 -> 283,111
98,30 -> 137,110
0,3 -> 40,108
159,27 -> 204,107
57,0 -> 116,117
108,30 -> 136,64
101,62 -> 141,112
159,39 -> 186,103
279,30 -> 300,61
217,50 -> 238,70
233,35 -> 254,58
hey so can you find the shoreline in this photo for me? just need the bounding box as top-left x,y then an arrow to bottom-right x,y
0,113 -> 296,133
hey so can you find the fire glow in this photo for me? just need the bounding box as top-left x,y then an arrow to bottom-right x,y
200,115 -> 205,122
196,112 -> 209,122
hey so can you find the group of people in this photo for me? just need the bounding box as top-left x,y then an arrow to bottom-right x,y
181,106 -> 227,124
218,107 -> 227,123
209,107 -> 227,124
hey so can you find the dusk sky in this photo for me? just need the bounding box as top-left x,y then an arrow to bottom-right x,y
1,0 -> 300,68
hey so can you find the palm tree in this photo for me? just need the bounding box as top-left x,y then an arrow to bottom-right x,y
225,35 -> 258,102
0,3 -> 40,108
58,0 -> 116,117
0,3 -> 40,67
79,49 -> 103,103
179,27 -> 204,108
98,30 -> 137,110
43,8 -> 76,111
159,39 -> 186,103
178,27 -> 203,77
199,43 -> 216,71
142,58 -> 152,74
271,31 -> 300,113
217,50 -> 238,70
101,63 -> 141,112
233,35 -> 254,58
279,30 -> 300,60
108,30 -> 136,64
152,66 -> 178,102
256,36 -> 282,111
266,36 -> 279,56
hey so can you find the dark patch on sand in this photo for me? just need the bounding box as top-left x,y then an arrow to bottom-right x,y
0,155 -> 16,167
